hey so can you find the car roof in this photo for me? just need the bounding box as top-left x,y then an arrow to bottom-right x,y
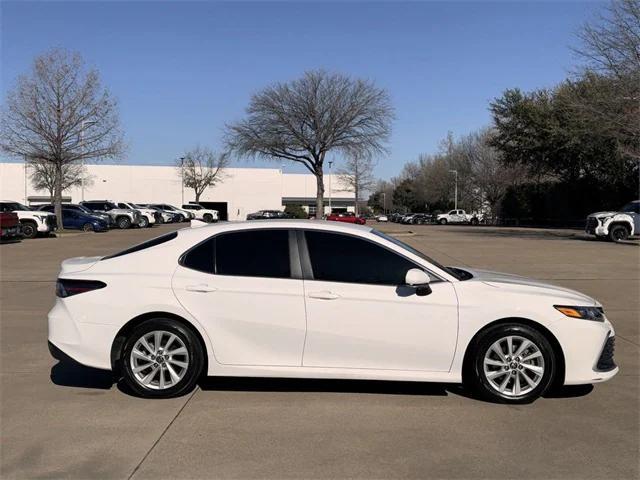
180,219 -> 372,241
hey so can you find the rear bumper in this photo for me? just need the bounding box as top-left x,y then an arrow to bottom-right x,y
48,299 -> 116,370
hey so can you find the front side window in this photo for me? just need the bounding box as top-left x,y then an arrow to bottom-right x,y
304,231 -> 419,286
216,230 -> 290,278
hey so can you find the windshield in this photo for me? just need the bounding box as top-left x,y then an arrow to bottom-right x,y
7,202 -> 31,211
372,230 -> 466,280
77,205 -> 93,214
621,202 -> 640,214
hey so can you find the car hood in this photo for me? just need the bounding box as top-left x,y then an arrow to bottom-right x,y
589,211 -> 629,218
464,268 -> 598,306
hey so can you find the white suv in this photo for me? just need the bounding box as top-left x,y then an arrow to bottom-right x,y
586,201 -> 639,242
116,202 -> 157,228
0,201 -> 57,238
182,204 -> 219,223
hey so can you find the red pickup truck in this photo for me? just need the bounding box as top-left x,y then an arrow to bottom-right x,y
326,212 -> 366,225
0,211 -> 21,242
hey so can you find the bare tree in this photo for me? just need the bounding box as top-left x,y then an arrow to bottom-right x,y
572,0 -> 640,160
460,129 -> 525,220
29,160 -> 91,201
337,155 -> 376,215
0,49 -> 124,228
178,147 -> 229,202
574,0 -> 640,78
225,70 -> 393,217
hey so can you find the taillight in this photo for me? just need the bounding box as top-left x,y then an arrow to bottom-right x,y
56,279 -> 106,298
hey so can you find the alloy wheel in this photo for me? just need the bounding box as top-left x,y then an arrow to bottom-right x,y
129,330 -> 189,390
483,335 -> 545,397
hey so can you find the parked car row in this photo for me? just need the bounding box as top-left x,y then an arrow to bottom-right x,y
0,199 -> 219,240
384,210 -> 483,225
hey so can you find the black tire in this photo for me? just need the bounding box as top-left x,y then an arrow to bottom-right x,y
439,218 -> 447,225
608,224 -> 630,243
20,221 -> 37,239
470,217 -> 479,226
203,213 -> 213,223
175,214 -> 185,223
82,222 -> 94,232
464,323 -> 556,404
120,318 -> 205,398
116,216 -> 132,229
138,216 -> 149,228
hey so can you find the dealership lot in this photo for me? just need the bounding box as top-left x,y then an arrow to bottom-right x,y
1,223 -> 638,479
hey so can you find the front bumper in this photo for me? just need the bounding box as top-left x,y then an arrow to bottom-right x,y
553,317 -> 619,385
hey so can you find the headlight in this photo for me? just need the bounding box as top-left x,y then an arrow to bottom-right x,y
554,305 -> 605,322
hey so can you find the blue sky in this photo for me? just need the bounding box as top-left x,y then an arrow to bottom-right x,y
1,1 -> 602,179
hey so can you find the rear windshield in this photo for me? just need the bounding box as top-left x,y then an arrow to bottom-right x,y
102,231 -> 178,260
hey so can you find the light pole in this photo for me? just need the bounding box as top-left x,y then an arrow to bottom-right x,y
180,157 -> 186,205
80,120 -> 96,201
328,160 -> 334,216
382,192 -> 386,214
449,169 -> 458,210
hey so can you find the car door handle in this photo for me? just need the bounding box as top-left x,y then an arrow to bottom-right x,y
308,291 -> 340,300
185,284 -> 217,293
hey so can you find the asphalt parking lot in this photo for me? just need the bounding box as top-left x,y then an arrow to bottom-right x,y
1,223 -> 638,479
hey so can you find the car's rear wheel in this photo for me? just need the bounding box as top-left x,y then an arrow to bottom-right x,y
466,323 -> 555,404
608,224 -> 630,242
439,218 -> 447,225
203,213 -> 213,223
121,319 -> 204,398
470,217 -> 479,226
82,222 -> 94,232
138,216 -> 149,228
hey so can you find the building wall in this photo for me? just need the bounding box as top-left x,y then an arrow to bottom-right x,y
0,162 -> 354,220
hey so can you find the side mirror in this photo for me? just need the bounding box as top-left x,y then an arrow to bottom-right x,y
405,268 -> 432,296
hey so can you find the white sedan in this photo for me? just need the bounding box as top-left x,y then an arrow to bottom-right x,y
48,221 -> 617,402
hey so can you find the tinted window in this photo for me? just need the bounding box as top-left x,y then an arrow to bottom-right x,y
305,231 -> 418,285
216,230 -> 290,278
181,238 -> 215,273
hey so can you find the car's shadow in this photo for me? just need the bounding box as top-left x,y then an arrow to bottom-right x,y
50,357 -> 595,401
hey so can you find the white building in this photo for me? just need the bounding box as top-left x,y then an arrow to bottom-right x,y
0,162 -> 355,221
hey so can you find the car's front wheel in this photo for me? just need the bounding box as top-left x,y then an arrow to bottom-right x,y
466,323 -> 555,404
203,213 -> 213,223
608,224 -> 630,242
116,216 -> 132,229
138,216 -> 149,228
121,319 -> 204,398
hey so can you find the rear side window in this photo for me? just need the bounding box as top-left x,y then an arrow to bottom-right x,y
181,238 -> 215,273
216,230 -> 290,278
305,231 -> 418,285
102,231 -> 178,260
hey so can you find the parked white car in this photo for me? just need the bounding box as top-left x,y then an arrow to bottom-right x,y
0,200 -> 57,238
376,215 -> 389,222
182,204 -> 219,223
116,202 -> 157,228
48,221 -> 617,402
586,201 -> 639,242
437,209 -> 482,225
148,204 -> 194,222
